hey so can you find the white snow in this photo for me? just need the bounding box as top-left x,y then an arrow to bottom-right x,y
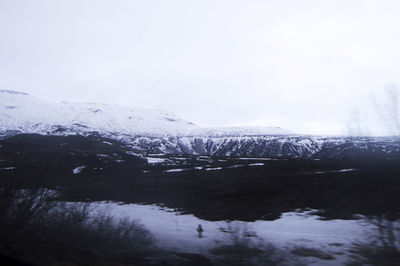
171,157 -> 187,161
337,168 -> 356,172
164,168 -> 189,173
226,164 -> 246,169
163,164 -> 265,172
1,166 -> 16,170
197,158 -> 211,161
315,169 -> 357,174
0,90 -> 294,139
90,202 -> 376,265
145,157 -> 166,164
0,90 -> 197,136
248,163 -> 264,166
72,166 -> 86,174
238,157 -> 273,161
204,167 -> 223,171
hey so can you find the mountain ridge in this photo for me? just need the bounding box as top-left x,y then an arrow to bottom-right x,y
2,90 -> 400,159
0,90 -> 295,137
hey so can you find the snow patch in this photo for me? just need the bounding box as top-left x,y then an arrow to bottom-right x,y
1,166 -> 16,170
164,168 -> 189,173
238,157 -> 272,161
315,169 -> 357,174
171,157 -> 187,161
72,166 -> 86,174
226,164 -> 246,169
145,157 -> 166,164
204,167 -> 223,171
90,202 -> 375,265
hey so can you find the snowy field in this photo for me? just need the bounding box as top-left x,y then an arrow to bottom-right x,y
91,202 -> 378,265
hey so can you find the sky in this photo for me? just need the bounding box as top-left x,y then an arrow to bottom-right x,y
1,0 -> 400,135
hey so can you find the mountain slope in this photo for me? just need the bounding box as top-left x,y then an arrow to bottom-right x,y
0,90 -> 197,137
3,90 -> 400,159
0,90 -> 292,138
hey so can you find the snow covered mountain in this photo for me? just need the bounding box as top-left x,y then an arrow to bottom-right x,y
124,135 -> 328,157
0,90 -> 198,137
0,90 -> 293,138
2,90 -> 399,159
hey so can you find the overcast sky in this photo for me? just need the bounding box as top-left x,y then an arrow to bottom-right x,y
1,0 -> 400,135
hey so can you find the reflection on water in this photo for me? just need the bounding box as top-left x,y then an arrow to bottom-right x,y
91,202 -> 385,265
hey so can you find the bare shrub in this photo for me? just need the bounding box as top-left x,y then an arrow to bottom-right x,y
291,247 -> 334,260
349,216 -> 400,265
0,187 -> 155,265
209,222 -> 284,265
